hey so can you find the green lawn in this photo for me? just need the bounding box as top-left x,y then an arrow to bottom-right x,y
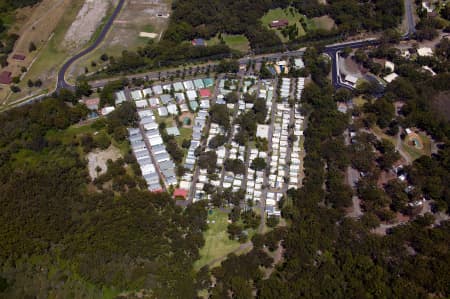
205,34 -> 250,53
372,126 -> 431,162
46,121 -> 130,156
46,123 -> 96,145
401,142 -> 423,161
222,34 -> 250,53
403,133 -> 432,160
194,209 -> 241,271
175,127 -> 192,147
260,7 -> 306,42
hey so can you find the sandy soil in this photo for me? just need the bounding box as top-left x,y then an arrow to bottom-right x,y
179,111 -> 194,128
87,145 -> 122,179
67,0 -> 171,79
63,0 -> 115,50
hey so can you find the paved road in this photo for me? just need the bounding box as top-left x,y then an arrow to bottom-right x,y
346,166 -> 363,218
187,75 -> 224,203
59,36 -> 381,92
404,0 -> 416,38
218,76 -> 245,191
325,39 -> 379,89
56,0 -> 125,91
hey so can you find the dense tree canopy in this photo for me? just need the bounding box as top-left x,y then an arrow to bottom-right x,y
0,97 -> 208,298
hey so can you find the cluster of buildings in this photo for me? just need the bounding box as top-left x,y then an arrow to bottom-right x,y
246,149 -> 267,204
115,78 -> 214,116
179,109 -> 209,196
280,77 -> 291,99
222,138 -> 246,191
127,127 -> 163,192
118,78 -> 217,194
121,63 -> 307,216
127,109 -> 184,192
265,77 -> 305,216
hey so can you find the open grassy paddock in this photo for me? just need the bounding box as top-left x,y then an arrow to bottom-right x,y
261,7 -> 306,42
6,0 -> 87,104
194,209 -> 242,271
206,34 -> 250,53
222,34 -> 250,53
175,127 -> 193,147
0,0 -> 84,103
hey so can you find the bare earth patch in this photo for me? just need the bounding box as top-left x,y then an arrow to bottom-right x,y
67,0 -> 171,79
63,0 -> 116,50
87,145 -> 122,179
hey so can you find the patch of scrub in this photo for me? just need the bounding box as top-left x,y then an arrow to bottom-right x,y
312,15 -> 336,31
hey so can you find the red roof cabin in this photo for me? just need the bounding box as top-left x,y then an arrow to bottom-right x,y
199,88 -> 212,98
173,188 -> 188,199
270,19 -> 289,28
12,54 -> 26,61
82,98 -> 100,111
0,71 -> 12,85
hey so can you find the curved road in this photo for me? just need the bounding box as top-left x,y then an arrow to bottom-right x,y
56,0 -> 125,91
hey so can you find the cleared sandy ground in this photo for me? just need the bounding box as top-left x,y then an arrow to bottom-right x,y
63,0 -> 116,50
87,145 -> 122,179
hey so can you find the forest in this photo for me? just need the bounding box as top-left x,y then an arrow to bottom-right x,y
0,97 -> 208,298
200,45 -> 450,297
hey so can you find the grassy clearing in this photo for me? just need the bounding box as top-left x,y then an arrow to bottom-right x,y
175,127 -> 192,146
9,0 -> 86,103
223,34 -> 250,53
403,133 -> 432,160
418,133 -> 432,155
45,120 -> 130,157
46,123 -> 96,144
260,7 -> 306,42
205,34 -> 250,53
401,143 -> 422,161
372,126 -> 396,144
194,209 -> 241,271
154,114 -> 174,127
